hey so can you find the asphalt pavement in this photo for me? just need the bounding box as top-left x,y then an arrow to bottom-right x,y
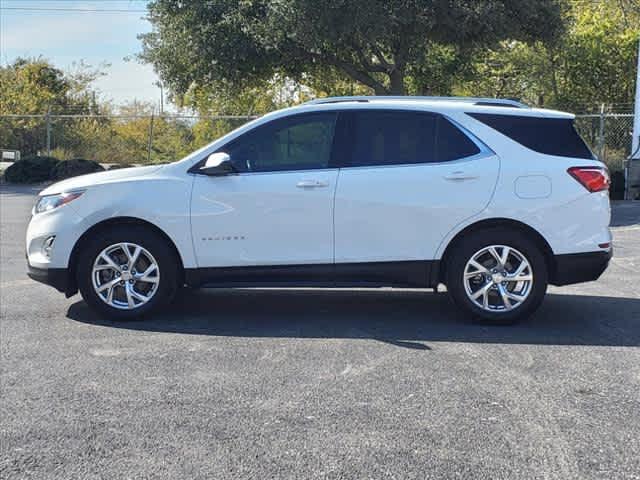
1,184 -> 639,479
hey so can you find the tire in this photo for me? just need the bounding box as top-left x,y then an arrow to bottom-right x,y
445,228 -> 548,324
76,225 -> 180,320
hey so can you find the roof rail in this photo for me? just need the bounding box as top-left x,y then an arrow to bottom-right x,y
304,96 -> 529,109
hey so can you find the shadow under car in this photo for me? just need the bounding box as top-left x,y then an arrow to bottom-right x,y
66,288 -> 640,349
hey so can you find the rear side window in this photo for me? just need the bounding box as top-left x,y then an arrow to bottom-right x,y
468,113 -> 594,159
348,111 -> 436,167
345,111 -> 480,167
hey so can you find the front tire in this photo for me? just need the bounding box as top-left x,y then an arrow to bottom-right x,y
76,226 -> 179,320
445,228 -> 548,324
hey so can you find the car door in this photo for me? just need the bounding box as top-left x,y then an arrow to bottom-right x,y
191,112 -> 339,268
333,109 -> 499,265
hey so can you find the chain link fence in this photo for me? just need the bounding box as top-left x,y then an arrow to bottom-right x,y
574,113 -> 635,199
1,111 -> 636,182
574,113 -> 635,171
0,114 -> 256,166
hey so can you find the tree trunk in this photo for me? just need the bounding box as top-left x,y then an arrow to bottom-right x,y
373,84 -> 389,95
388,69 -> 405,95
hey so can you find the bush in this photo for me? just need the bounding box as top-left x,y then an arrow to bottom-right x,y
4,156 -> 61,183
51,158 -> 105,180
49,147 -> 75,161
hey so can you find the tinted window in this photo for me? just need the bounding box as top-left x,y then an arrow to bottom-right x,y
347,111 -> 437,167
345,111 -> 480,167
436,117 -> 481,162
468,113 -> 594,159
223,113 -> 337,172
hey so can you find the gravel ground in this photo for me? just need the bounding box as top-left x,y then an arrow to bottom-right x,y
1,184 -> 639,480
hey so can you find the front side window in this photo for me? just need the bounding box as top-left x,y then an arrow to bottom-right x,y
222,113 -> 337,173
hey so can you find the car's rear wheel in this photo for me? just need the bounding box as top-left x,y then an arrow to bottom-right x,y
76,226 -> 179,320
445,228 -> 548,324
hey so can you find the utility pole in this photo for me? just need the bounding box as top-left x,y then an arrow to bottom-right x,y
155,81 -> 164,115
598,103 -> 606,160
632,38 -> 640,161
147,110 -> 155,163
627,38 -> 640,199
45,106 -> 52,157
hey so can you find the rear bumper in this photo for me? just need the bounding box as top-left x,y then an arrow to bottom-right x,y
27,265 -> 73,295
552,249 -> 612,286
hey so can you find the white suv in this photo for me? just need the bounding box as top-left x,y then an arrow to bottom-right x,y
26,96 -> 612,323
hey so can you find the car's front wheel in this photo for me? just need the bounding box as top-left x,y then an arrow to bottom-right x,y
445,228 -> 548,324
76,226 -> 179,320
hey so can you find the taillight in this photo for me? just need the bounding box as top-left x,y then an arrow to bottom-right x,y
567,167 -> 610,193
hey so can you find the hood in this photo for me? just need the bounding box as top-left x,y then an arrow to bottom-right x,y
39,165 -> 164,196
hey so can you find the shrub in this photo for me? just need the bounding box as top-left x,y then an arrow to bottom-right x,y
51,158 -> 105,180
49,147 -> 75,161
4,156 -> 61,183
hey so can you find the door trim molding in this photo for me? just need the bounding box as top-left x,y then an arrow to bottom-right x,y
184,261 -> 440,289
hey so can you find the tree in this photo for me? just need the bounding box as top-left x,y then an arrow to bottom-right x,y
140,0 -> 564,100
0,57 -> 102,115
459,0 -> 640,111
0,58 -> 102,155
552,0 -> 639,110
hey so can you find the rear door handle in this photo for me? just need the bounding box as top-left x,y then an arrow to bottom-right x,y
296,180 -> 329,188
444,171 -> 478,181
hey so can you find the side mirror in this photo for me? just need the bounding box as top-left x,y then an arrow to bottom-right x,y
200,152 -> 236,176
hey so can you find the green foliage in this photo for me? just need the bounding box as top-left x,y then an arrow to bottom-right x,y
140,0 -> 564,99
4,156 -> 61,183
458,0 -> 640,111
51,158 -> 105,180
0,59 -> 69,115
0,58 -> 103,155
552,0 -> 639,110
405,44 -> 472,96
53,101 -> 200,165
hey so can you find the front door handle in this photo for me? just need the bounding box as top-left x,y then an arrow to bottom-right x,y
296,180 -> 329,188
444,171 -> 478,181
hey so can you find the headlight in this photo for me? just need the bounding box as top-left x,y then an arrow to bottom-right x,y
34,190 -> 85,214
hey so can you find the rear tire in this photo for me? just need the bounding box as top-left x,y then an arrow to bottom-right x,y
76,225 -> 179,320
445,228 -> 548,324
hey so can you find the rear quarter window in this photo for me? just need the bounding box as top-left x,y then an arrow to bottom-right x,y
467,113 -> 594,159
436,117 -> 481,162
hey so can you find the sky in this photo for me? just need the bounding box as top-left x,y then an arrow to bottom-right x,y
0,0 -> 167,109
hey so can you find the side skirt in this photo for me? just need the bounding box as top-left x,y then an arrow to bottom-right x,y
184,261 -> 440,289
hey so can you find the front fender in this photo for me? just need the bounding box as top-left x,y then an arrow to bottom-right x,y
69,176 -> 197,269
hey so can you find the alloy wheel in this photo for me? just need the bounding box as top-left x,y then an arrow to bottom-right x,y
463,245 -> 534,312
91,242 -> 160,310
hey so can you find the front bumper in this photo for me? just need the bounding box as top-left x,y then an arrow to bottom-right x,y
552,249 -> 612,286
27,265 -> 75,296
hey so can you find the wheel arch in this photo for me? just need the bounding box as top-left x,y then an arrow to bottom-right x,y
65,216 -> 185,296
437,218 -> 556,284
